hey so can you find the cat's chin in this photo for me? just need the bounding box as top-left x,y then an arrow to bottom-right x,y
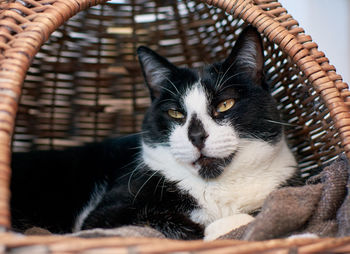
193,154 -> 234,180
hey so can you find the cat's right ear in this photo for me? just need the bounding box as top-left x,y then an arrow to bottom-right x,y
137,46 -> 178,100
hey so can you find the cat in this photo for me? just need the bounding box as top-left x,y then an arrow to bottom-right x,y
10,26 -> 298,240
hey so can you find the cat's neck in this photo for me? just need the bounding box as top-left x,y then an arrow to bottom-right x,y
141,137 -> 297,225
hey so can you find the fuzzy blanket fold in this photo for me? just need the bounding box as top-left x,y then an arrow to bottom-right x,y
220,154 -> 350,240
24,155 -> 350,240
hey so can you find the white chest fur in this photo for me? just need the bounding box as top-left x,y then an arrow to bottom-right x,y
142,137 -> 297,226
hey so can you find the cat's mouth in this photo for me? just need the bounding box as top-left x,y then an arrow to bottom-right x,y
192,154 -> 234,180
193,155 -> 213,166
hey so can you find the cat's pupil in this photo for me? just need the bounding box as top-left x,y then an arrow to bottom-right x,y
216,98 -> 235,113
168,109 -> 184,119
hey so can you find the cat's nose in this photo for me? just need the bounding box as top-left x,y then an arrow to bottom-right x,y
188,115 -> 208,150
189,131 -> 208,150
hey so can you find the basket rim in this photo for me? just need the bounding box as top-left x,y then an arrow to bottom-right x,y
0,231 -> 350,253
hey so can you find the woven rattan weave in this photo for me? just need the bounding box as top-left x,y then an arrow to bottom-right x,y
1,0 -> 350,252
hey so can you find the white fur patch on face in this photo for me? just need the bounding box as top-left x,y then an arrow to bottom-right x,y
142,136 -> 297,227
169,83 -> 239,171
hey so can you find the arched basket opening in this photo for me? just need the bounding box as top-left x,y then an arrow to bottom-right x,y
11,0 -> 345,175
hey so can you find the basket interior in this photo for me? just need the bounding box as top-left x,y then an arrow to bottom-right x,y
12,0 -> 343,174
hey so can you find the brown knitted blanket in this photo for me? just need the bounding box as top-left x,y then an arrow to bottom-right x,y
220,154 -> 350,240
25,155 -> 350,240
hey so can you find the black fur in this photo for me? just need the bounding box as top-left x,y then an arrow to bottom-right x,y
10,26 -> 288,239
11,134 -> 204,238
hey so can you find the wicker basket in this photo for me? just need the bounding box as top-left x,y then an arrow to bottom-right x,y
1,0 -> 350,252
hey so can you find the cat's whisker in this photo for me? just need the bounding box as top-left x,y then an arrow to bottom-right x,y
158,73 -> 181,96
158,85 -> 178,97
129,145 -> 144,150
237,127 -> 265,142
216,71 -> 248,93
244,133 -> 263,142
160,177 -> 166,201
217,74 -> 246,93
118,151 -> 144,177
127,131 -> 149,136
118,170 -> 134,180
154,175 -> 163,193
154,175 -> 166,199
133,170 -> 159,202
214,67 -> 224,90
119,162 -> 137,174
164,77 -> 180,96
263,119 -> 298,127
148,142 -> 170,147
127,159 -> 145,195
217,59 -> 237,90
211,64 -> 219,74
159,98 -> 178,104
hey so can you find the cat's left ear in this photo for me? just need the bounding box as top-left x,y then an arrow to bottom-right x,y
223,26 -> 265,86
137,46 -> 178,100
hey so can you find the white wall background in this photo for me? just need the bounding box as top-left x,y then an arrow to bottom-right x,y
279,0 -> 350,84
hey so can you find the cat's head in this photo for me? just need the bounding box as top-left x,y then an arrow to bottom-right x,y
137,26 -> 282,180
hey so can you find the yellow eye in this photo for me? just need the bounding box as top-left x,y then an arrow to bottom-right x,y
168,109 -> 184,119
216,99 -> 235,113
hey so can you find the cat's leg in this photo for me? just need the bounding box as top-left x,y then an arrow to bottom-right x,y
204,213 -> 254,241
136,209 -> 204,240
81,204 -> 204,240
81,204 -> 136,231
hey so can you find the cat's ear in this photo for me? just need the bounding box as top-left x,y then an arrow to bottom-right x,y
137,46 -> 178,100
223,26 -> 264,86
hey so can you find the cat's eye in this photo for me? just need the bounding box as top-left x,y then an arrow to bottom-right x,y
215,99 -> 235,114
168,109 -> 185,119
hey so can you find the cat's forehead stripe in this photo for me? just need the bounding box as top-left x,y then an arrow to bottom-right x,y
183,81 -> 208,120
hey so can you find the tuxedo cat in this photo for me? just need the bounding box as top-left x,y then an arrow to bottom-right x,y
10,26 -> 298,240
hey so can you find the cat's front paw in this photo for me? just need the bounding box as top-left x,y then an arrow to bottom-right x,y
204,214 -> 254,241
